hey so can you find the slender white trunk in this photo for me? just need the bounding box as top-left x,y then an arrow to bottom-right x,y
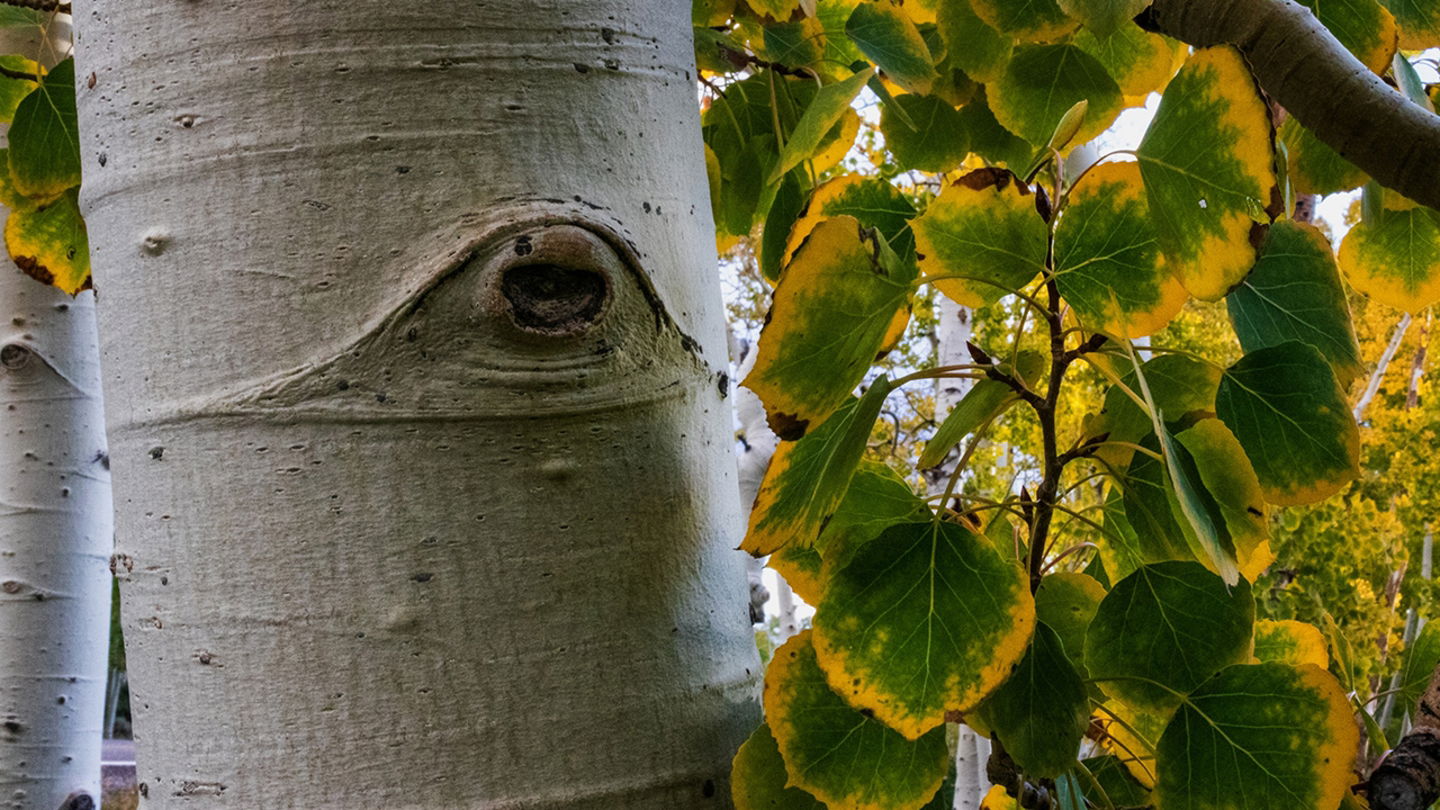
73,2 -> 758,806
0,18 -> 112,810
734,337 -> 776,624
1355,314 -> 1412,422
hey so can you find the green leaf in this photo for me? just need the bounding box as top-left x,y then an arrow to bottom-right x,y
1398,621 -> 1440,714
743,380 -> 892,556
744,216 -> 912,439
1137,47 -> 1279,301
769,462 -> 931,603
920,349 -> 1044,468
935,0 -> 1012,83
1338,204 -> 1440,314
913,168 -> 1047,307
784,174 -> 918,267
1054,161 -> 1186,338
973,623 -> 1089,778
703,71 -> 817,235
957,87 -> 1034,169
813,520 -> 1035,738
1117,432 -> 1203,568
1215,341 -> 1360,506
763,17 -> 829,69
1227,220 -> 1363,387
970,0 -> 1078,42
5,187 -> 90,295
1174,418 -> 1274,581
880,93 -> 969,173
1093,353 -> 1220,469
9,57 -> 80,201
1297,0 -> 1398,73
766,631 -> 950,810
1057,0 -> 1150,38
990,44 -> 1123,147
768,67 -> 874,185
730,724 -> 828,810
846,1 -> 940,95
1034,572 -> 1105,676
1079,755 -> 1152,807
1379,0 -> 1440,48
751,0 -> 804,18
761,171 -> 808,282
1253,619 -> 1329,669
0,7 -> 45,26
1154,663 -> 1358,810
1073,24 -> 1185,102
1086,561 -> 1254,712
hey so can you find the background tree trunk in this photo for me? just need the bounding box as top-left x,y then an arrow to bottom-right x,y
0,17 -> 112,810
73,1 -> 759,806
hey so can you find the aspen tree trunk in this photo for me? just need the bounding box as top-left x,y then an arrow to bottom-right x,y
72,2 -> 759,807
0,17 -> 112,810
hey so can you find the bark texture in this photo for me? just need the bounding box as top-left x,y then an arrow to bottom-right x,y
0,268 -> 111,810
1370,662 -> 1440,810
0,19 -> 111,810
1145,0 -> 1440,210
73,2 -> 759,807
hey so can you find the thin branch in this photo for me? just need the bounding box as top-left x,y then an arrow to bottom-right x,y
1143,0 -> 1440,209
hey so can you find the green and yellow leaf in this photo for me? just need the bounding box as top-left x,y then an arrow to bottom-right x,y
766,631 -> 951,810
1175,418 -> 1274,581
1298,0 -> 1398,73
0,55 -> 39,125
913,168 -> 1047,307
1279,117 -> 1367,196
1057,0 -> 1149,37
1079,754 -> 1152,807
1380,0 -> 1440,48
5,187 -> 90,294
784,174 -> 919,267
1100,699 -> 1168,788
731,723 -> 828,810
1253,619 -> 1329,669
970,0 -> 1078,42
957,87 -> 1035,169
744,381 -> 892,556
1227,220 -> 1363,387
769,462 -> 931,603
847,1 -> 940,95
9,56 -> 80,202
1085,561 -> 1255,712
935,0 -> 1012,82
1092,353 -> 1221,469
1073,25 -> 1185,104
1338,204 -> 1440,314
1153,663 -> 1358,810
1396,621 -> 1440,713
1137,47 -> 1279,301
751,0 -> 805,19
763,17 -> 829,68
1215,341 -> 1360,506
972,623 -> 1090,778
1054,161 -> 1186,338
813,520 -> 1035,739
744,216 -> 912,438
990,44 -> 1123,147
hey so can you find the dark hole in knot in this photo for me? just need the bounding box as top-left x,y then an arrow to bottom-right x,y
501,264 -> 607,336
0,343 -> 30,370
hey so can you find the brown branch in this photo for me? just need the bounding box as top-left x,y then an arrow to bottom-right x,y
1141,0 -> 1440,210
1368,661 -> 1440,810
0,0 -> 69,14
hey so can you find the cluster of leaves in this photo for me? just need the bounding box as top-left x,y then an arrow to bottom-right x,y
699,1 -> 1440,808
0,9 -> 87,295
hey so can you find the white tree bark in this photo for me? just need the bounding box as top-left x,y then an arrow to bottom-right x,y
0,18 -> 112,810
73,2 -> 759,807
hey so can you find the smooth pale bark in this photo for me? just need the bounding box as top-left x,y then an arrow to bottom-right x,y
73,2 -> 759,807
0,18 -> 111,810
